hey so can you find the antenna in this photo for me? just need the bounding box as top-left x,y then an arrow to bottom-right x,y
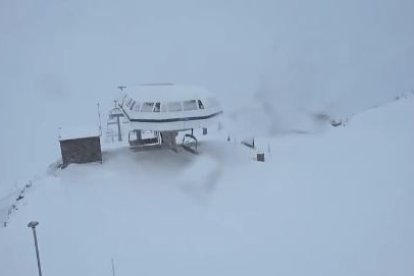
97,103 -> 102,137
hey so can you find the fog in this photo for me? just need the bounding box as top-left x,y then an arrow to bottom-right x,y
257,1 -> 414,133
1,0 -> 413,183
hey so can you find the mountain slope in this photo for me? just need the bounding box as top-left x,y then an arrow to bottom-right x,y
0,97 -> 413,275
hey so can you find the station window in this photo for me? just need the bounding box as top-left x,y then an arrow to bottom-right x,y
198,100 -> 204,109
126,98 -> 134,107
141,102 -> 154,112
133,102 -> 141,112
167,101 -> 182,112
183,100 -> 198,111
160,102 -> 168,112
154,102 -> 161,112
129,101 -> 136,110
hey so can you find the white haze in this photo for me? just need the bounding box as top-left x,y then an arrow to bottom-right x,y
1,0 -> 414,183
257,1 -> 414,133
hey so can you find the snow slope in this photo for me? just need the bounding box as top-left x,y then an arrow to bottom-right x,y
1,96 -> 413,275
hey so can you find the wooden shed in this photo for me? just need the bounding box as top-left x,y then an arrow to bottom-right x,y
59,127 -> 102,168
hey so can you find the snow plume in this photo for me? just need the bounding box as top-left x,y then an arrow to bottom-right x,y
256,39 -> 346,134
179,155 -> 221,200
255,0 -> 414,134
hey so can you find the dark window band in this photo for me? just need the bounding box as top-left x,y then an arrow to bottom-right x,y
120,104 -> 222,123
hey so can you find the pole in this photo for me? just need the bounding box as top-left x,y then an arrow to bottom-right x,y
116,115 -> 122,142
111,258 -> 116,276
113,100 -> 122,142
97,103 -> 102,137
32,227 -> 43,276
28,221 -> 42,276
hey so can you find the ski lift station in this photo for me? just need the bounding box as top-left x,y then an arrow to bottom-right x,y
117,84 -> 223,152
58,84 -> 222,168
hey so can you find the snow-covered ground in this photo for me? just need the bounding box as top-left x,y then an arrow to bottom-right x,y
1,96 -> 413,275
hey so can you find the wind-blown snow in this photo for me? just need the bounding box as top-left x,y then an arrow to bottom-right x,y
1,97 -> 413,275
1,0 -> 414,184
255,0 -> 414,134
1,1 -> 414,275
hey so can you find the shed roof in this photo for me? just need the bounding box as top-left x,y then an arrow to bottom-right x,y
59,126 -> 100,141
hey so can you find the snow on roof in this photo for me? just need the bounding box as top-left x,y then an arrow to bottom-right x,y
59,126 -> 100,141
124,84 -> 214,102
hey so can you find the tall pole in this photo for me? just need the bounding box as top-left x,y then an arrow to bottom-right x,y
111,258 -> 116,276
116,115 -> 122,142
97,103 -> 102,137
113,100 -> 122,142
27,221 -> 43,276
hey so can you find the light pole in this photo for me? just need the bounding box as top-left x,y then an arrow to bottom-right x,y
27,221 -> 43,276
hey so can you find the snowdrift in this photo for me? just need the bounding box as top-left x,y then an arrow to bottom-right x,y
1,97 -> 413,276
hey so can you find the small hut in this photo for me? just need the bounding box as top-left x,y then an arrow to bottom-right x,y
59,127 -> 102,168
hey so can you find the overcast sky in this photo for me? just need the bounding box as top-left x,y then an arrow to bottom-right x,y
1,0 -> 413,183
